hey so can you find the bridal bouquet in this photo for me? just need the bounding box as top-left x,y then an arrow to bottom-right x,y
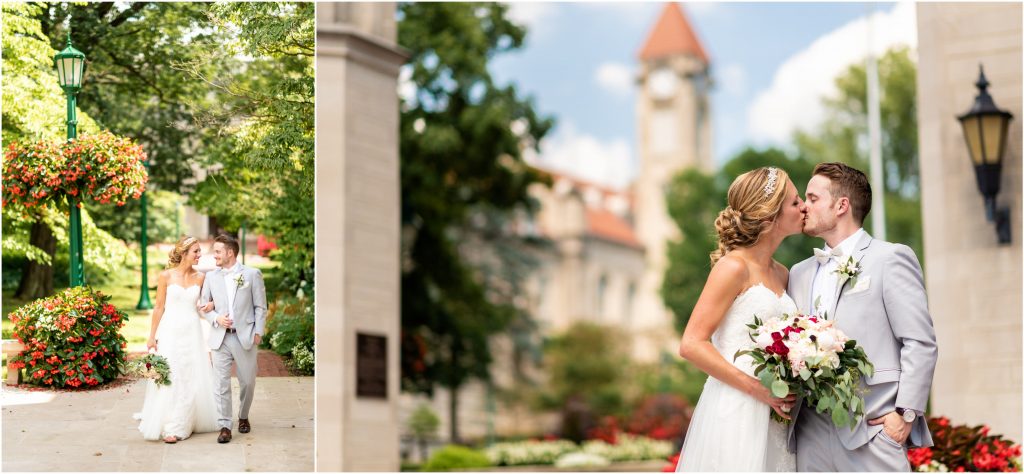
734,313 -> 873,428
130,352 -> 171,386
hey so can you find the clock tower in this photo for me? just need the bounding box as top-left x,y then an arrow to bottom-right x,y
632,2 -> 713,355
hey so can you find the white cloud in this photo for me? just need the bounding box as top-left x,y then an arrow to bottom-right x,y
595,62 -> 634,97
685,2 -> 720,17
524,122 -> 636,190
746,3 -> 917,145
579,2 -> 661,28
718,63 -> 747,97
506,2 -> 559,41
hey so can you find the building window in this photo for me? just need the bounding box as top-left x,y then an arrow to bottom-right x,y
624,281 -> 636,324
596,274 -> 608,321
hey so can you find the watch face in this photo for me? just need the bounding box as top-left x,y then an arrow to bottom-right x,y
903,410 -> 916,422
648,68 -> 678,100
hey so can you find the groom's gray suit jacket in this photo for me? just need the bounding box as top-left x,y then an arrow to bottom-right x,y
786,232 -> 937,452
199,265 -> 267,350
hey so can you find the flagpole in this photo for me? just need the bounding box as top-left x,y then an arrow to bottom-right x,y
866,3 -> 886,240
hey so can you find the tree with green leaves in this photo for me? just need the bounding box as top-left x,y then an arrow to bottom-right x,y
34,2 -> 230,191
1,2 -> 135,298
541,322 -> 628,442
181,2 -> 314,293
397,2 -> 554,442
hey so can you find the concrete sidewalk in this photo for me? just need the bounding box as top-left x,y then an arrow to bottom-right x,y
2,377 -> 313,472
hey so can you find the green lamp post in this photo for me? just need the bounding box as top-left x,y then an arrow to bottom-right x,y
54,32 -> 87,287
136,161 -> 153,310
241,221 -> 247,264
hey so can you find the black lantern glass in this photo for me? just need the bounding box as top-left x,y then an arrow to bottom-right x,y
957,65 -> 1013,244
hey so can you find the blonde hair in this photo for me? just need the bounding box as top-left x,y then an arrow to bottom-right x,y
710,167 -> 790,265
168,236 -> 199,267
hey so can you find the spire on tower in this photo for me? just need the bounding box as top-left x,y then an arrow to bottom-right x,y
638,3 -> 709,64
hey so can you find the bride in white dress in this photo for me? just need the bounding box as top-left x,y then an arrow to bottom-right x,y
135,236 -> 219,443
675,167 -> 804,471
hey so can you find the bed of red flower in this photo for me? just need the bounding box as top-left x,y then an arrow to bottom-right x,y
7,286 -> 129,388
660,416 -> 1022,472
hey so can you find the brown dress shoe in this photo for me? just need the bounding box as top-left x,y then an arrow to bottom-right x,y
238,419 -> 251,433
217,428 -> 232,444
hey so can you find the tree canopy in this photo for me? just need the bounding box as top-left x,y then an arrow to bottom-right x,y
397,2 -> 555,442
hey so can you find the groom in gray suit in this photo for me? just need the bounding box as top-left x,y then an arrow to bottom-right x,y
200,233 -> 267,444
787,163 -> 938,471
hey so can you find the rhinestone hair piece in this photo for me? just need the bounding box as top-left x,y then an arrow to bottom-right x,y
763,167 -> 779,196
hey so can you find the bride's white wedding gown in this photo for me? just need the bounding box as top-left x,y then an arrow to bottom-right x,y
676,283 -> 798,472
135,284 -> 219,440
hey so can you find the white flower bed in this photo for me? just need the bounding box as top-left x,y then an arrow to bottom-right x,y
554,452 -> 611,469
485,434 -> 673,466
581,433 -> 674,462
485,440 -> 578,466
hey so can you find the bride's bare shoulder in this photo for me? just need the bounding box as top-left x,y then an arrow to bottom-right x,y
710,254 -> 749,287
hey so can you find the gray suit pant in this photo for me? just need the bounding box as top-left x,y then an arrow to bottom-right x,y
796,404 -> 911,472
213,332 -> 258,430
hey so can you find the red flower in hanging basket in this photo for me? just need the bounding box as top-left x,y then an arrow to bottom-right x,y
2,131 -> 148,211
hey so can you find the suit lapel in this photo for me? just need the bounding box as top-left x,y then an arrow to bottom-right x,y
231,265 -> 246,315
798,260 -> 815,314
830,232 -> 873,321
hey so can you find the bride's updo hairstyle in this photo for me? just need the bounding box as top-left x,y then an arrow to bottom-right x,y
168,236 -> 199,267
710,167 -> 790,265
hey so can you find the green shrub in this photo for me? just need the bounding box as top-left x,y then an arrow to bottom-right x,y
264,294 -> 314,375
421,445 -> 491,471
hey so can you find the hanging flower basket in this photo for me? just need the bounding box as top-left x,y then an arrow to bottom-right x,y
3,131 -> 148,210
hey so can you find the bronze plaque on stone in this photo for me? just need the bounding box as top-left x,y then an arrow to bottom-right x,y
356,333 -> 387,399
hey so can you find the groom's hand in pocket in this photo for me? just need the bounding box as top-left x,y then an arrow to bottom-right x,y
868,412 -> 911,444
253,334 -> 261,346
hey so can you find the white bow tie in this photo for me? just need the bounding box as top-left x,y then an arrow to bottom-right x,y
814,247 -> 844,265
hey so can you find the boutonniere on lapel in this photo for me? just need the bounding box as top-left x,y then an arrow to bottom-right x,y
231,273 -> 245,289
833,255 -> 862,288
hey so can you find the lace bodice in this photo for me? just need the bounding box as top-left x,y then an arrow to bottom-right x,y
713,283 -> 798,375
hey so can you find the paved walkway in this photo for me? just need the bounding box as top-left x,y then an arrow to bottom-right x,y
2,377 -> 313,472
124,350 -> 294,378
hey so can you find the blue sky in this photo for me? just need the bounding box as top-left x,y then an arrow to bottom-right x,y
484,2 -> 916,189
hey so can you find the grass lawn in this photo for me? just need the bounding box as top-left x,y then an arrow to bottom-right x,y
2,247 -> 281,378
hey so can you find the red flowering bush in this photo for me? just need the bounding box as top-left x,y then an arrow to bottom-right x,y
587,416 -> 620,444
2,131 -> 148,210
662,453 -> 680,472
908,416 -> 1022,472
8,286 -> 129,388
626,394 -> 693,441
257,234 -> 278,257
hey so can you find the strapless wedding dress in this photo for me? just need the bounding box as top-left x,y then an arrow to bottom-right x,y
676,283 -> 798,472
134,284 -> 219,440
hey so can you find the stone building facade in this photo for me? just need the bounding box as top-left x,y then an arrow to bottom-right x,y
916,2 -> 1022,443
315,2 -> 407,471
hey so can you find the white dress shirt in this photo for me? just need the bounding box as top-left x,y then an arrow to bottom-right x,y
809,228 -> 865,317
224,261 -> 243,314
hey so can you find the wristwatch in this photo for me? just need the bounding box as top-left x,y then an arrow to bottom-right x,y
896,408 -> 917,423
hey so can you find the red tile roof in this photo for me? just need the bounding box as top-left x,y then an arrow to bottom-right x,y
586,208 -> 641,248
638,3 -> 710,63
